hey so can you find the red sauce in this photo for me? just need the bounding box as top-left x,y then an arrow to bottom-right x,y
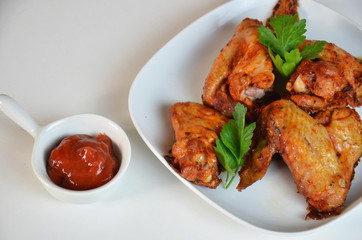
47,133 -> 119,190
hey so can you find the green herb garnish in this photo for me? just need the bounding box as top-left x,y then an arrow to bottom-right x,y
258,14 -> 326,77
214,103 -> 255,189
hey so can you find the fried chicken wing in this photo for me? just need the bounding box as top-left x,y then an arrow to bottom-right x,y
287,41 -> 362,112
169,102 -> 228,188
202,18 -> 275,120
237,100 -> 362,216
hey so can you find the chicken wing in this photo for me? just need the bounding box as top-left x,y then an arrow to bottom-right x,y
202,18 -> 275,121
169,102 -> 228,188
202,0 -> 301,120
237,99 -> 362,216
287,41 -> 362,112
266,0 -> 299,28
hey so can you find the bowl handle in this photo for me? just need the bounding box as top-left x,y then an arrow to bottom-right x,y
0,94 -> 41,138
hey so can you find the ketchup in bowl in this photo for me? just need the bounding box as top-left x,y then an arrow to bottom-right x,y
47,133 -> 119,190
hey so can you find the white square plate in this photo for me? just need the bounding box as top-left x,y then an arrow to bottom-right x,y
129,0 -> 362,234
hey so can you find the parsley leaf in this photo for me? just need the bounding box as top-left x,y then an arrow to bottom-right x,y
258,14 -> 326,77
300,40 -> 327,60
214,103 -> 255,189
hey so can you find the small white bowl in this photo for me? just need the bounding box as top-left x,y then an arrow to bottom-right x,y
0,94 -> 131,203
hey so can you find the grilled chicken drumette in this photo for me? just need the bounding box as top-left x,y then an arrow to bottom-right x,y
202,18 -> 275,121
287,41 -> 362,112
169,102 -> 228,188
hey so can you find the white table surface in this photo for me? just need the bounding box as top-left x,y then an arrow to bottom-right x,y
0,0 -> 361,239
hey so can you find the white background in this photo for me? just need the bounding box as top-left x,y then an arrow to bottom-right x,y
0,0 -> 361,239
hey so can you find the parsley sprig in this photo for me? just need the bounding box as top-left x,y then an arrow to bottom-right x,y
214,103 -> 255,189
258,14 -> 326,77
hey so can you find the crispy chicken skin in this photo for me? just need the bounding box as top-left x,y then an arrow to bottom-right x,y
227,19 -> 275,108
202,18 -> 275,120
287,41 -> 362,112
169,102 -> 228,188
237,100 -> 362,214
